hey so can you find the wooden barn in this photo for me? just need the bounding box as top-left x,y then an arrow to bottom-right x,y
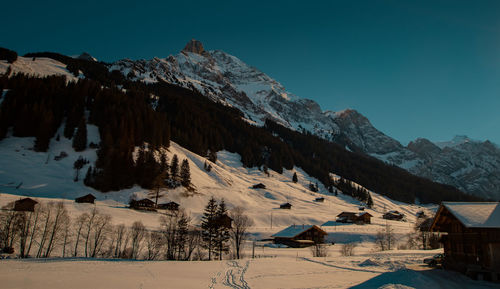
336,212 -> 372,224
431,202 -> 500,281
272,225 -> 327,248
129,198 -> 156,211
280,202 -> 292,209
314,197 -> 325,203
252,183 -> 266,189
158,201 -> 180,211
383,210 -> 405,221
13,198 -> 38,212
75,194 -> 96,204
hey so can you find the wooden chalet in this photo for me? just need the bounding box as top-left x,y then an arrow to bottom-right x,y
383,210 -> 405,221
252,183 -> 266,189
314,197 -> 325,203
129,198 -> 156,211
280,202 -> 292,209
158,201 -> 180,211
75,194 -> 96,204
431,202 -> 500,281
272,225 -> 327,248
336,212 -> 372,224
13,198 -> 38,212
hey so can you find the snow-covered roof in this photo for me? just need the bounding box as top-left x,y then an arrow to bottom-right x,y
272,225 -> 323,238
443,202 -> 500,228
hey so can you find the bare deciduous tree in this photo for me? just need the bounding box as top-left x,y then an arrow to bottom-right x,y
229,207 -> 253,259
145,231 -> 164,260
44,202 -> 69,257
340,243 -> 357,256
375,223 -> 395,251
90,213 -> 112,257
130,221 -> 146,259
73,212 -> 89,257
0,202 -> 20,252
112,224 -> 127,258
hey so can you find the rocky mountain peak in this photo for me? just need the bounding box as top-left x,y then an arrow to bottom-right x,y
407,138 -> 441,157
77,52 -> 97,62
182,39 -> 205,55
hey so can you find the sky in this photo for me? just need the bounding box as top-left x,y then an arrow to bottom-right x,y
3,0 -> 500,145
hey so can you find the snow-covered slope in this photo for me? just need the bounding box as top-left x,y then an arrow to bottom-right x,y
110,39 -> 340,140
0,124 -> 430,233
0,57 -> 78,80
2,43 -> 498,200
109,40 -> 500,200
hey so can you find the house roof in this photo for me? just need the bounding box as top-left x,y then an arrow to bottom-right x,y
337,212 -> 372,217
76,194 -> 96,200
440,202 -> 500,228
271,225 -> 326,238
15,198 -> 38,204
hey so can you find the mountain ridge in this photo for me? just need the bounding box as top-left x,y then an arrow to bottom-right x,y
108,40 -> 500,200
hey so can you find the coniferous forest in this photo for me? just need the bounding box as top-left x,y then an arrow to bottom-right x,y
0,50 -> 482,204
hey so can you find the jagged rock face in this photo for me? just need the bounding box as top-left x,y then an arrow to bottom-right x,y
110,40 -> 500,200
407,138 -> 441,157
331,109 -> 404,155
407,138 -> 500,200
182,39 -> 205,55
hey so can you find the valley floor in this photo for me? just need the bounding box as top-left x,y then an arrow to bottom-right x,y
1,248 -> 498,289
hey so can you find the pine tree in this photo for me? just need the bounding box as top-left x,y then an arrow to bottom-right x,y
180,159 -> 191,187
292,172 -> 298,183
170,154 -> 179,180
367,193 -> 374,208
83,166 -> 93,186
215,199 -> 230,260
73,117 -> 87,151
201,197 -> 218,260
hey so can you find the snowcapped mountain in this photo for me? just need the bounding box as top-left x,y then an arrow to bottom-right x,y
109,40 -> 500,200
110,40 -> 340,140
406,136 -> 500,200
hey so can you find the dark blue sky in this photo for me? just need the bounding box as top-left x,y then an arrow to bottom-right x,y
3,0 -> 500,145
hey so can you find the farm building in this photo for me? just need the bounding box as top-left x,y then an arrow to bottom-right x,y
314,197 -> 325,202
280,202 -> 292,209
13,198 -> 38,212
431,202 -> 500,281
129,198 -> 156,210
272,225 -> 327,248
383,210 -> 405,221
158,201 -> 180,211
252,183 -> 266,189
75,194 -> 96,204
336,212 -> 372,224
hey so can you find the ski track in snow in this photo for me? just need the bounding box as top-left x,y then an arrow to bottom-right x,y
210,260 -> 251,289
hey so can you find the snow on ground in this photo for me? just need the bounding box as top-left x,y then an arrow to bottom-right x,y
0,57 -> 79,80
0,126 -> 435,234
1,249 -> 497,289
0,129 -> 494,289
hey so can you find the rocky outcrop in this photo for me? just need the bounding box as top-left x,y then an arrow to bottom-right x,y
182,39 -> 205,55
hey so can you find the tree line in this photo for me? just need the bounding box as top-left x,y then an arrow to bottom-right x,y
0,197 -> 252,260
0,51 -> 483,204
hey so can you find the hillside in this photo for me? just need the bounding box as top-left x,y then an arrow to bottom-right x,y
108,40 -> 500,200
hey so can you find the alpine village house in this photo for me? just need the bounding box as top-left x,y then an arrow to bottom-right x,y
272,225 -> 327,248
431,202 -> 500,281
